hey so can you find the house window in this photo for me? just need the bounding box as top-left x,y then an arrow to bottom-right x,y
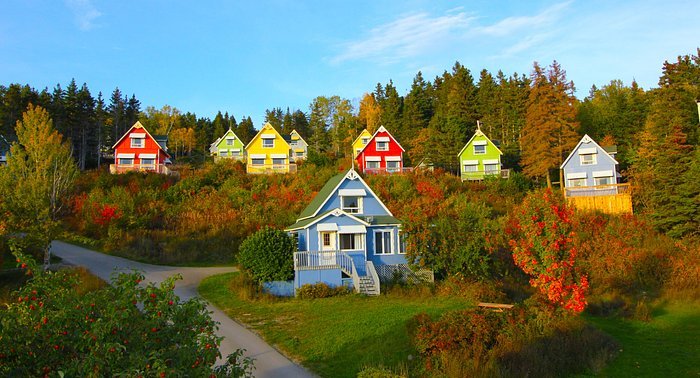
386,161 -> 400,172
141,158 -> 155,167
231,150 -> 240,156
322,233 -> 331,247
580,153 -> 597,165
463,164 -> 478,172
341,196 -> 362,213
340,234 -> 364,250
362,137 -> 370,145
262,139 -> 274,148
568,178 -> 586,187
376,141 -> 389,151
398,232 -> 407,254
474,145 -> 486,154
595,176 -> 613,186
220,150 -> 228,157
366,161 -> 380,169
374,230 -> 392,255
226,139 -> 234,146
295,151 -> 304,157
484,164 -> 499,174
272,158 -> 286,165
131,138 -> 144,148
119,158 -> 134,166
251,158 -> 265,166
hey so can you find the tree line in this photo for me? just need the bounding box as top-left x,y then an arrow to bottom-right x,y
1,49 -> 698,237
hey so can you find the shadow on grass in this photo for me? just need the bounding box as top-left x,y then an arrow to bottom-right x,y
587,304 -> 700,377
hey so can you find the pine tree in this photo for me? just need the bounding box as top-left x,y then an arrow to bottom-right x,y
236,116 -> 256,144
521,61 -> 579,186
291,110 -> 309,138
107,88 -> 125,147
402,72 -> 433,153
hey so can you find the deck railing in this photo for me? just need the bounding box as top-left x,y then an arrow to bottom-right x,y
461,169 -> 510,181
246,163 -> 297,174
294,250 -> 364,292
109,163 -> 174,175
364,167 -> 413,174
564,183 -> 631,198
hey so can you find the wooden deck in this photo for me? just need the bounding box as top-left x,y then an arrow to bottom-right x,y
564,183 -> 633,214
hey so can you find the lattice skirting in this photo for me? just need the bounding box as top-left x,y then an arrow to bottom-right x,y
375,264 -> 434,284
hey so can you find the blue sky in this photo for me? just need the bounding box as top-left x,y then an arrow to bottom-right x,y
1,1 -> 698,127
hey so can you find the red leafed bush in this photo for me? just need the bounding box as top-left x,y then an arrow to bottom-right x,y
507,189 -> 589,313
93,204 -> 121,226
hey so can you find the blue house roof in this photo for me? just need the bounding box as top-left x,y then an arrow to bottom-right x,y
286,169 -> 399,231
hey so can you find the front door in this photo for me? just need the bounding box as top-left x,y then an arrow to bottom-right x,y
320,231 -> 337,266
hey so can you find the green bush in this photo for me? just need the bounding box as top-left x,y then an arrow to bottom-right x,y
296,282 -> 351,299
357,365 -> 407,378
0,252 -> 253,377
237,227 -> 294,283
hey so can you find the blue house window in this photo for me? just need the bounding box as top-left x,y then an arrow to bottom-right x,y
341,196 -> 362,213
375,231 -> 392,255
340,234 -> 363,250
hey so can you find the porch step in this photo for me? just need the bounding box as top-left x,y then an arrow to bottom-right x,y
358,276 -> 379,296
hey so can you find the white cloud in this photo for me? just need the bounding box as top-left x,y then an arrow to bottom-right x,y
65,0 -> 102,31
475,1 -> 571,37
330,11 -> 475,65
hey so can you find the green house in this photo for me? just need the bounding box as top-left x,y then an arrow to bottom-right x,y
210,128 -> 245,161
457,128 -> 506,181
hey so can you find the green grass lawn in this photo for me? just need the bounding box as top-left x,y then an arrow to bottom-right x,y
586,301 -> 700,377
199,272 -> 473,378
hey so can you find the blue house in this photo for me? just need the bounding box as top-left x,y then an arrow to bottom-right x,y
560,134 -> 620,197
285,169 -> 407,295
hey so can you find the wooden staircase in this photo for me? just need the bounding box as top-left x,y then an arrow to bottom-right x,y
357,275 -> 379,296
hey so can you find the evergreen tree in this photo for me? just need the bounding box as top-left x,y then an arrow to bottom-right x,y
521,61 -> 579,186
291,110 -> 309,138
307,96 -> 330,153
125,94 -> 141,127
107,87 -> 125,147
650,125 -> 694,237
402,71 -> 433,153
236,116 -> 256,144
95,92 -> 107,168
378,80 -> 403,134
264,107 -> 284,132
282,108 -> 294,135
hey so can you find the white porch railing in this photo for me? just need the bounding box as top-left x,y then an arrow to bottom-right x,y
247,163 -> 297,174
109,163 -> 174,175
461,169 -> 510,181
294,250 -> 365,293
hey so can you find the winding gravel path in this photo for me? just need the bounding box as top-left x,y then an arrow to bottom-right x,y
51,240 -> 314,378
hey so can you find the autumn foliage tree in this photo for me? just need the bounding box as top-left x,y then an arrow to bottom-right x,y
521,61 -> 579,187
507,189 -> 588,313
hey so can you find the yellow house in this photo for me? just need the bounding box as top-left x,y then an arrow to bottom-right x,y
352,129 -> 372,159
245,122 -> 295,174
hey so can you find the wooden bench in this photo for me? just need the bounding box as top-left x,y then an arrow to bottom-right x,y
477,302 -> 514,312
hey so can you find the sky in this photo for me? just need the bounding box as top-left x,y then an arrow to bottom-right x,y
1,0 -> 698,128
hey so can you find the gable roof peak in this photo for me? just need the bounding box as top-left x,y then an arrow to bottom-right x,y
560,134 -> 618,168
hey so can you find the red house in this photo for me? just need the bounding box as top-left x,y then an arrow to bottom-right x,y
355,126 -> 406,174
111,121 -> 172,174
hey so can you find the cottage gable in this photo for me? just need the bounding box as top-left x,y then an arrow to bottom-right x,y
355,126 -> 405,174
111,121 -> 170,174
212,128 -> 245,160
458,127 -> 503,180
561,134 -> 619,188
352,129 -> 373,158
244,123 -> 293,173
288,130 -> 308,161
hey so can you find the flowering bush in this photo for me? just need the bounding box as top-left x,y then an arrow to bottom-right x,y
507,189 -> 589,313
0,251 -> 254,377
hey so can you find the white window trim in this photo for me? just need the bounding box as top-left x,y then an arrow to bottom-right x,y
376,141 -> 389,151
397,230 -> 406,255
339,233 -> 365,251
130,138 -> 144,148
366,161 -> 380,169
579,153 -> 597,165
473,144 -> 486,155
262,139 -> 274,148
340,196 -> 363,214
374,229 -> 394,255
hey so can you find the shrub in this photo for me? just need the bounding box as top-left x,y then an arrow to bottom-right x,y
507,189 -> 589,313
296,282 -> 351,299
0,252 -> 253,377
237,227 -> 294,283
357,365 -> 407,378
409,304 -> 619,377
